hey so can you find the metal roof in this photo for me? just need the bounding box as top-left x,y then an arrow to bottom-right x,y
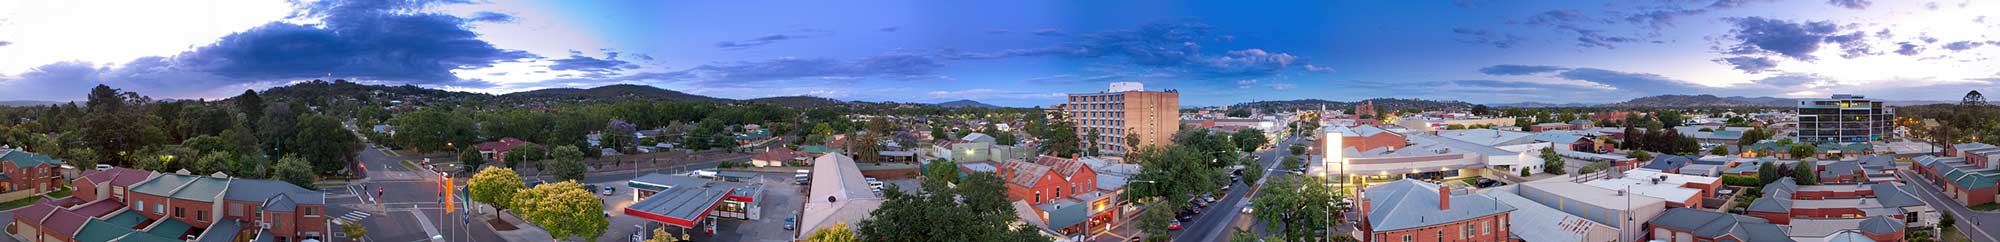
1362,179 -> 1516,232
1481,187 -> 1617,242
1648,208 -> 1794,242
624,185 -> 731,228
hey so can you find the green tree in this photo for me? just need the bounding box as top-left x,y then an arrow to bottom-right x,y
857,172 -> 1048,242
293,114 -> 360,175
1232,128 -> 1269,152
390,109 -> 477,153
550,145 -> 587,182
62,148 -> 99,171
459,148 -> 486,173
1290,143 -> 1307,156
1226,109 -> 1251,118
504,144 -> 546,169
511,181 -> 609,241
1627,150 -> 1653,162
930,124 -> 949,141
1239,158 -> 1264,185
1083,128 -> 1101,157
1039,120 -> 1081,157
1712,145 -> 1731,156
806,222 -> 860,242
1251,176 -> 1337,240
272,155 -> 316,188
1788,143 -> 1816,159
341,222 -> 366,242
1122,146 -> 1226,204
1793,163 -> 1819,185
1757,161 -> 1780,185
192,151 -> 234,175
1541,146 -> 1565,175
1282,155 -> 1303,170
922,158 -> 960,186
468,167 -> 526,212
1136,200 -> 1182,237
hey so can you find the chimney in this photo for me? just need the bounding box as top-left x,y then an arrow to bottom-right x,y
1439,185 -> 1451,211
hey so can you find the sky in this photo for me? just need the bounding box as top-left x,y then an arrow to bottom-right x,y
2,0 -> 1999,107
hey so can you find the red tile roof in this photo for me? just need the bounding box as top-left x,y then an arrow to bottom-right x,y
42,204 -> 91,236
474,137 -> 535,152
1034,156 -> 1088,178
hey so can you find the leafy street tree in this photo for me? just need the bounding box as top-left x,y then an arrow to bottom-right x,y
1232,128 -> 1269,152
1788,143 -> 1817,159
1290,143 -> 1307,156
1083,128 -> 1101,157
805,222 -> 860,242
293,114 -> 360,175
511,181 -> 609,241
922,158 -> 960,186
468,167 -> 526,212
930,124 -> 950,141
1239,158 -> 1264,185
1122,145 -> 1226,208
550,145 -> 588,182
1627,150 -> 1653,162
1227,109 -> 1252,118
1251,176 -> 1337,240
460,148 -> 486,172
390,109 -> 477,153
1712,145 -> 1730,156
1793,163 -> 1819,185
1282,155 -> 1303,171
1757,161 -> 1780,185
273,155 -> 316,188
857,172 -> 1048,242
1541,146 -> 1565,175
504,144 -> 546,169
1040,119 -> 1081,157
1136,200 -> 1181,237
341,222 -> 366,242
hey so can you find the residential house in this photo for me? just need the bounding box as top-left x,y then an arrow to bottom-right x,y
1358,179 -> 1514,242
1000,156 -> 1113,237
0,149 -> 65,194
473,137 -> 535,161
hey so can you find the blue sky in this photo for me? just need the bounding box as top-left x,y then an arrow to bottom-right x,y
2,0 -> 1998,107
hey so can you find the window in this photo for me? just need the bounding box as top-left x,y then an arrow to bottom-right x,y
305,207 -> 318,217
174,207 -> 185,218
155,204 -> 164,214
1402,234 -> 1412,242
136,200 -> 144,210
197,211 -> 207,222
1034,191 -> 1042,204
230,204 -> 244,217
1436,231 -> 1443,242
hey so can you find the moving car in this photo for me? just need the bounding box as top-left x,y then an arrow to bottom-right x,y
602,187 -> 615,196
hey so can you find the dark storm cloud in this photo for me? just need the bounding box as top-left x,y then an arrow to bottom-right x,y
0,0 -> 535,100
1553,68 -> 1711,92
1827,0 -> 1872,9
1717,56 -> 1780,73
1478,65 -> 1569,75
548,53 -> 635,77
1720,17 -> 1842,61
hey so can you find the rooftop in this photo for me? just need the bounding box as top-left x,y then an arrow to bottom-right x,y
1362,179 -> 1515,232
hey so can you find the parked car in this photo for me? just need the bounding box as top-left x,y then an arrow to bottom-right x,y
1168,221 -> 1183,230
602,187 -> 615,196
784,214 -> 797,231
583,184 -> 598,193
1241,206 -> 1254,214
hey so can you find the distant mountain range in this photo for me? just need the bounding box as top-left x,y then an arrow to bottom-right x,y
501,84 -> 727,103
1496,94 -> 1951,108
1233,98 -> 1474,113
935,99 -> 999,108
0,100 -> 62,107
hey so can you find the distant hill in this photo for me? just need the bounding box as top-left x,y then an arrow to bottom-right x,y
746,96 -> 848,108
1489,101 -> 1591,108
0,100 -> 62,107
501,84 -> 726,103
936,99 -> 999,108
1234,98 -> 1473,113
1601,95 -> 1796,108
261,79 -> 486,101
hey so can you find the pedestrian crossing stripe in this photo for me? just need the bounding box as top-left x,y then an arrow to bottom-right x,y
336,211 -> 371,223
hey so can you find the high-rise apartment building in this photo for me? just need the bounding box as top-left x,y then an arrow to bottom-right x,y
1796,94 -> 1894,143
1066,82 -> 1179,156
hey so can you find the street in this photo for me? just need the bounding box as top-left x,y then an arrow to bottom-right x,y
1170,133 -> 1306,242
1900,169 -> 2000,242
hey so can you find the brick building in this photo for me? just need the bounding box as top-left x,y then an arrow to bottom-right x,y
1,149 -> 66,194
1358,179 -> 1514,242
1064,82 -> 1178,156
9,168 -> 330,242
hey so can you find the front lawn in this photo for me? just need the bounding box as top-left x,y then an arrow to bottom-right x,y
1970,203 -> 2000,211
0,195 -> 39,210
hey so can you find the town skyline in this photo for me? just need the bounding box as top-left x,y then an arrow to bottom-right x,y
4,0 -> 2000,107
